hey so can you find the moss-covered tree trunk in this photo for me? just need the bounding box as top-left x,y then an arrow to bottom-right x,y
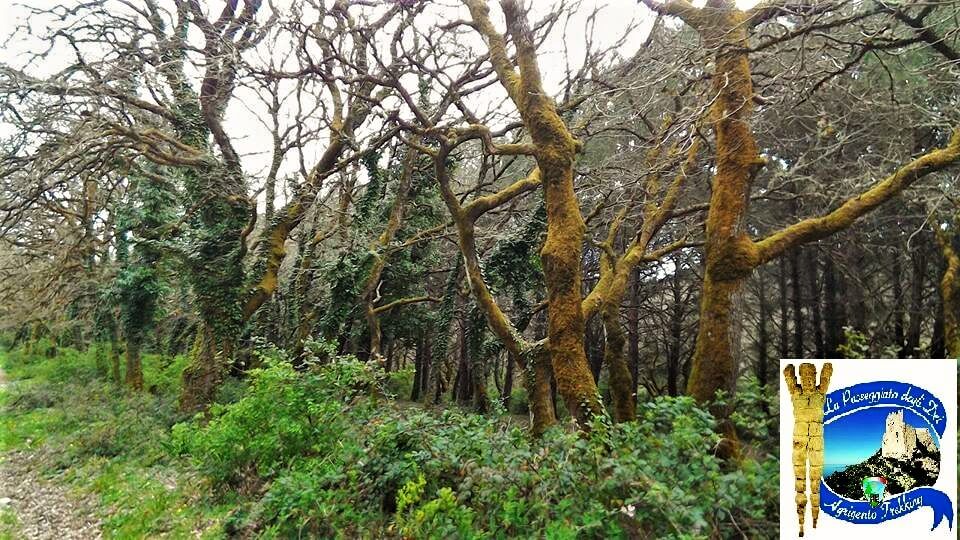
684,11 -> 762,458
935,228 -> 960,357
179,324 -> 232,412
460,0 -> 603,426
538,158 -> 601,424
602,300 -> 635,422
110,338 -> 121,384
124,337 -> 143,391
522,343 -> 558,436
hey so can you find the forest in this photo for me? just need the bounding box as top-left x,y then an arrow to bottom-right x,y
0,0 -> 958,538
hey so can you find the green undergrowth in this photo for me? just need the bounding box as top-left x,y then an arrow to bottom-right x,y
170,349 -> 778,538
0,345 -> 232,538
1,344 -> 778,539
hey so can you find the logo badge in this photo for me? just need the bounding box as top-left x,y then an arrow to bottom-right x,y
781,359 -> 957,537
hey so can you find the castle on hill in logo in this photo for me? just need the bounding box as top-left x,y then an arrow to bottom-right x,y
862,476 -> 887,507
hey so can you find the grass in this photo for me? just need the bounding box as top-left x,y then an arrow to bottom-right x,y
0,345 -> 232,539
0,506 -> 20,540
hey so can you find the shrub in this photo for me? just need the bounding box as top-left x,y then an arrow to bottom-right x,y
175,358 -> 778,539
170,357 -> 381,488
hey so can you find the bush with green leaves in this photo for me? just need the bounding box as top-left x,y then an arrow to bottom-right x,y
174,357 -> 777,538
170,356 -> 382,488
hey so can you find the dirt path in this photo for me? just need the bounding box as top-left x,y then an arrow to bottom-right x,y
0,365 -> 103,540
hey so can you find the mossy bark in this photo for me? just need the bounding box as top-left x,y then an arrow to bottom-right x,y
124,338 -> 144,391
179,324 -> 229,413
935,228 -> 960,357
686,12 -> 761,424
538,159 -> 601,424
110,339 -> 121,384
522,344 -> 558,436
602,300 -> 636,422
361,148 -> 418,362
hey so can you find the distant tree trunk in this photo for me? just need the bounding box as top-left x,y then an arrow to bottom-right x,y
893,254 -> 906,353
935,229 -> 960,357
95,341 -> 108,374
602,300 -> 635,422
124,337 -> 144,391
455,318 -> 471,405
421,338 -> 432,401
904,246 -> 926,357
667,269 -> 684,397
806,247 -> 825,358
756,270 -> 769,391
626,270 -> 641,394
411,338 -> 424,401
790,247 -> 804,357
779,256 -> 790,359
586,316 -> 603,383
932,255 -> 947,358
502,352 -> 515,409
823,256 -> 843,356
110,338 -> 121,384
384,339 -> 395,372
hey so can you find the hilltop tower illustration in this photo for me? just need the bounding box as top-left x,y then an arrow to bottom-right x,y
784,362 -> 832,537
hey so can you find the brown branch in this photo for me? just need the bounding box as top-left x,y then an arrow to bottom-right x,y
755,128 -> 960,265
372,295 -> 441,314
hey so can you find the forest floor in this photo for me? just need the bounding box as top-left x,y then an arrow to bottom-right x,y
0,366 -> 103,540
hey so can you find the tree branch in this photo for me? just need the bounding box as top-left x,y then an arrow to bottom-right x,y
755,128 -> 960,265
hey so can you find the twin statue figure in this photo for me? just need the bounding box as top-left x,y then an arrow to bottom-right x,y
784,362 -> 833,537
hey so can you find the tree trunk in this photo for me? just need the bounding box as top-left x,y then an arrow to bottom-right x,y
124,337 -> 143,391
524,344 -> 557,435
464,0 -> 601,426
602,300 -> 635,422
756,270 -> 769,388
935,230 -> 960,357
779,256 -> 790,359
932,254 -> 947,358
627,269 -> 641,395
110,339 -> 121,384
502,352 -> 515,409
790,247 -> 804,357
806,247 -> 825,358
179,325 -> 229,413
893,254 -> 906,354
687,14 -> 763,458
823,255 -> 843,356
668,276 -> 683,397
411,338 -> 423,401
905,246 -> 926,357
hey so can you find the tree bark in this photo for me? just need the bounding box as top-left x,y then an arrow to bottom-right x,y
823,255 -> 843,356
905,246 -> 926,357
935,228 -> 960,357
124,337 -> 143,391
686,12 -> 763,451
806,247 -> 825,358
602,300 -> 636,422
790,247 -> 804,357
179,324 -> 228,413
